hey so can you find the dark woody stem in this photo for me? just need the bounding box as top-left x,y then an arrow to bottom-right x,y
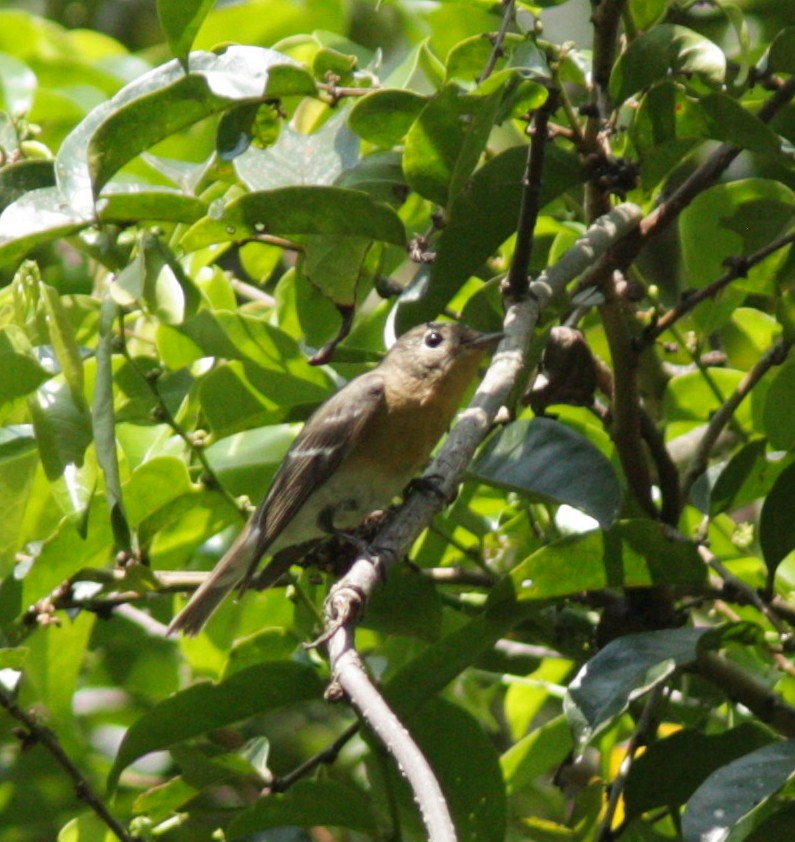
504,89 -> 559,300
0,689 -> 137,842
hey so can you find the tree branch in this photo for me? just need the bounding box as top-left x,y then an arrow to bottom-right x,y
0,689 -> 136,842
680,338 -> 792,503
319,204 -> 642,841
504,89 -> 559,299
641,229 -> 795,346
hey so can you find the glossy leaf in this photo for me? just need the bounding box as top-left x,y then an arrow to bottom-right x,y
157,0 -> 216,66
0,327 -> 49,409
108,661 -> 324,790
490,520 -> 705,605
470,417 -> 622,528
682,740 -> 795,842
624,724 -> 773,820
235,111 -> 358,190
0,159 -> 55,212
611,24 -> 726,104
565,628 -> 707,747
181,186 -> 406,250
0,186 -> 90,269
348,89 -> 426,147
759,462 -> 795,579
56,46 -> 316,216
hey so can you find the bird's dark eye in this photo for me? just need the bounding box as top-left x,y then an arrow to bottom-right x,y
424,330 -> 444,348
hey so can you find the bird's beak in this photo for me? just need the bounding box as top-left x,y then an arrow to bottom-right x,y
462,329 -> 504,350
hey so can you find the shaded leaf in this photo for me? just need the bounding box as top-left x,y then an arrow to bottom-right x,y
624,723 -> 774,820
565,628 -> 707,747
397,144 -> 584,330
348,89 -> 426,147
759,461 -> 795,580
470,417 -> 621,528
610,24 -> 726,104
108,661 -> 324,790
229,779 -> 377,838
682,740 -> 795,842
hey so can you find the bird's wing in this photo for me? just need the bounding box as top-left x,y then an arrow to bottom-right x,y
248,372 -> 387,566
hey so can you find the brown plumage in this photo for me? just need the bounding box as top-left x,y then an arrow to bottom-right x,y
167,321 -> 501,635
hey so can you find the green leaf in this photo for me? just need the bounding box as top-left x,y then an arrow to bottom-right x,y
397,144 -> 584,330
766,27 -> 795,74
39,283 -> 84,395
92,296 -> 131,551
18,498 -> 113,614
501,714 -> 574,796
682,740 -> 795,842
181,186 -> 405,251
708,439 -> 795,516
610,24 -> 726,104
565,628 -> 707,747
402,697 -> 507,842
0,186 -> 90,269
96,188 -> 206,224
624,724 -> 774,820
0,52 -> 37,114
403,81 -> 508,206
157,0 -> 216,66
229,779 -> 377,838
763,355 -> 795,450
680,180 -> 795,302
470,418 -> 622,528
123,456 -> 195,526
348,89 -> 426,147
490,520 -> 705,604
299,235 -> 370,307
56,46 -> 316,216
0,160 -> 55,212
108,661 -> 323,790
28,380 -> 96,530
364,564 -> 443,641
759,461 -> 795,580
628,0 -> 669,29
58,813 -> 119,842
235,111 -> 358,189
0,326 -> 50,410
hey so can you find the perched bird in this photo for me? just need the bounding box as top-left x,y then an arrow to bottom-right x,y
167,321 -> 502,635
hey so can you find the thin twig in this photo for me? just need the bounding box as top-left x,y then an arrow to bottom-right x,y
596,684 -> 666,841
477,0 -> 517,84
700,543 -> 793,644
696,650 -> 795,737
327,635 -> 458,842
642,229 -> 795,346
0,690 -> 136,842
680,339 -> 792,502
270,723 -> 360,793
503,89 -> 559,299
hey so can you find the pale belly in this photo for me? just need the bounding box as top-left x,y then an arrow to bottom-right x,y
269,462 -> 412,552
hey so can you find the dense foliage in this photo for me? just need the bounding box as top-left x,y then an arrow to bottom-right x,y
1,0 -> 795,840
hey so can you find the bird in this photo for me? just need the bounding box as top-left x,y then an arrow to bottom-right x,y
167,321 -> 502,635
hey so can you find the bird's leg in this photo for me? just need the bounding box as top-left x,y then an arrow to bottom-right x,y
318,508 -> 376,559
406,472 -> 458,505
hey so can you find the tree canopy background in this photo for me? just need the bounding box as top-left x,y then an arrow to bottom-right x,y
2,0 -> 795,840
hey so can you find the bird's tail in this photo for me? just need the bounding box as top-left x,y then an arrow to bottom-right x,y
166,523 -> 261,637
